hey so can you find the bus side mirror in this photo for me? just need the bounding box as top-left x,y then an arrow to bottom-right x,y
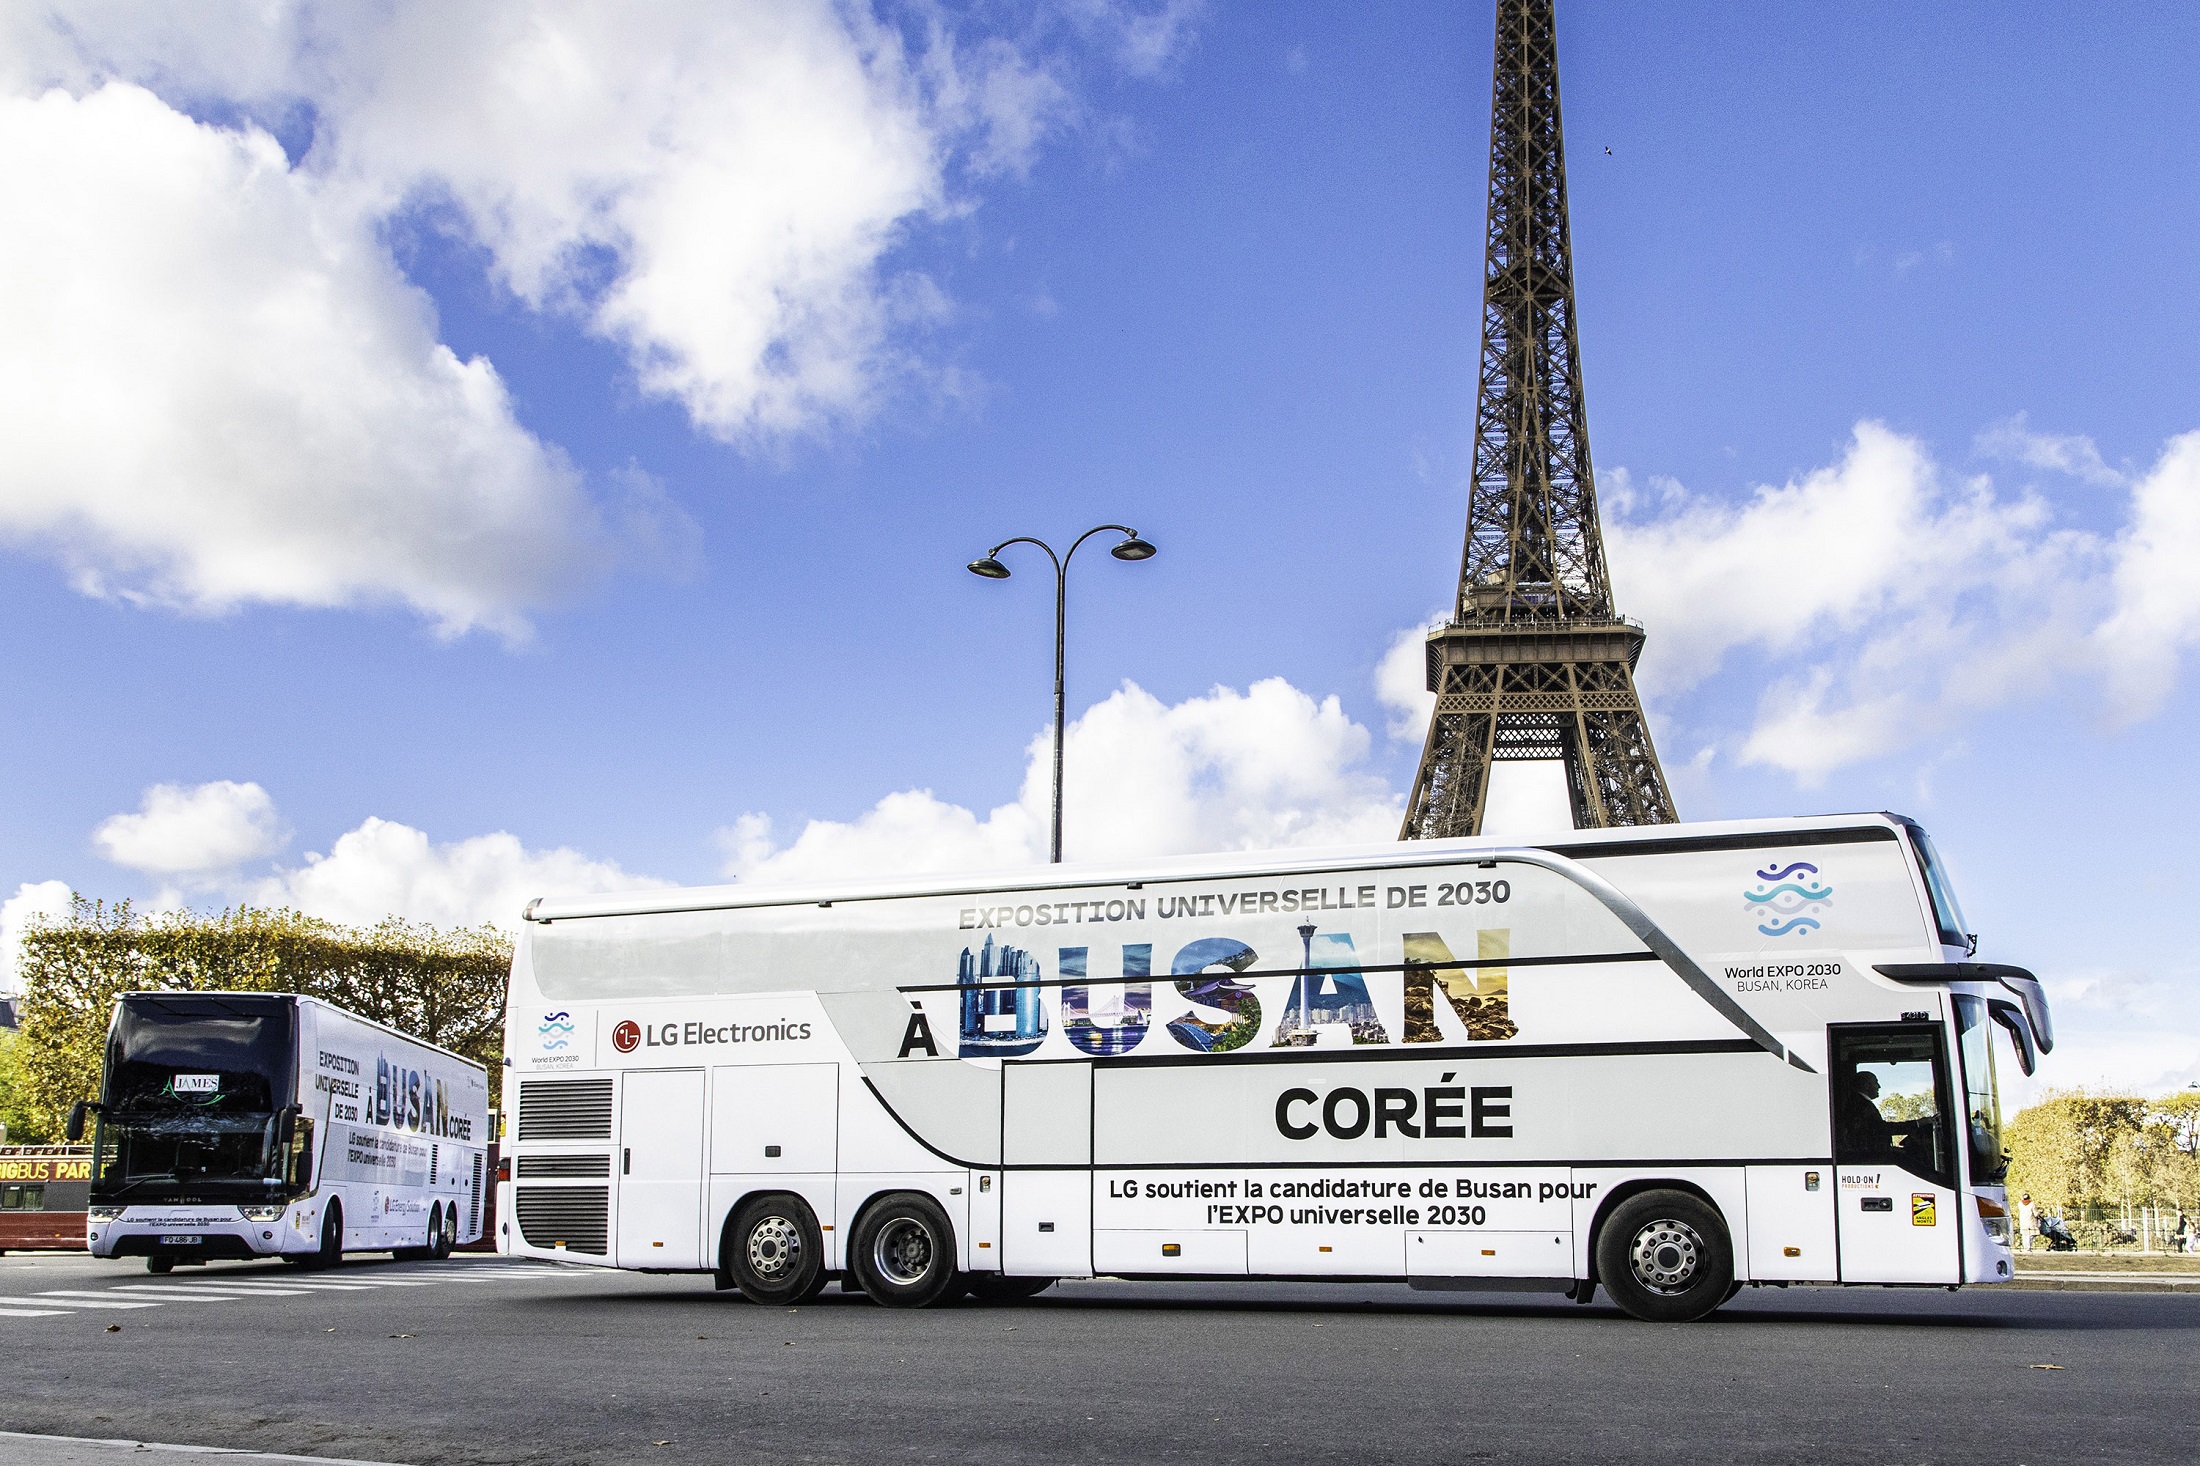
66,1101 -> 91,1142
275,1107 -> 298,1147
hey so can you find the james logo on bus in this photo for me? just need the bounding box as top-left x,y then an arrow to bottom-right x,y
611,1020 -> 641,1054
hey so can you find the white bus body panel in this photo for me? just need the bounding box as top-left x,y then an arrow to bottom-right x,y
499,816 -> 2023,1294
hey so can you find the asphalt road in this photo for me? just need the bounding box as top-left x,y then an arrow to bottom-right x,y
1,1251 -> 2194,1465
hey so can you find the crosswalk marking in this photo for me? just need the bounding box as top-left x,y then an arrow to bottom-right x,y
0,1263 -> 574,1322
141,1282 -> 319,1296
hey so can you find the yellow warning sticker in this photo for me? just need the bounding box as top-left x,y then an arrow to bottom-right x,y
1912,1194 -> 1937,1226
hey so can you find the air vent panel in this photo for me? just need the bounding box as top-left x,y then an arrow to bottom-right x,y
514,1186 -> 609,1256
517,1153 -> 613,1178
517,1079 -> 614,1141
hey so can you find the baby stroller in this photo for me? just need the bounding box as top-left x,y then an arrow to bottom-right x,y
2037,1213 -> 2078,1252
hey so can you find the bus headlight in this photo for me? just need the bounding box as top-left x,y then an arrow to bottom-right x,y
88,1207 -> 123,1221
241,1205 -> 286,1221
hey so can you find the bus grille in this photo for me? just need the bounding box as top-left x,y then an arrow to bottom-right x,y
517,1154 -> 612,1178
517,1079 -> 614,1140
514,1187 -> 609,1255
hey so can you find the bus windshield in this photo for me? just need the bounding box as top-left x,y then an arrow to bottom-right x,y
94,994 -> 296,1202
1952,995 -> 2007,1186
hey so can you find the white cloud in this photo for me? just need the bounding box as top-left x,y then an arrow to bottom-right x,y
0,879 -> 73,996
1374,619 -> 1438,743
2096,431 -> 2200,718
1064,0 -> 1206,78
724,676 -> 1401,884
1604,420 -> 2200,782
0,2 -> 1183,630
93,780 -> 286,878
246,816 -> 668,931
0,83 -> 613,636
1975,412 -> 2125,488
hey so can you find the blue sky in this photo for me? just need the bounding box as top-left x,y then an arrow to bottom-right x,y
2,2 -> 2195,1098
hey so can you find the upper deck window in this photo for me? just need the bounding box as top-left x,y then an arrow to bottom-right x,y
1900,821 -> 1972,951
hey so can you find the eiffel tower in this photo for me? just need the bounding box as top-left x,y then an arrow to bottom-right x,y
1400,0 -> 1677,839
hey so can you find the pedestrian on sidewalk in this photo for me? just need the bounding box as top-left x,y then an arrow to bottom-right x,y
2017,1192 -> 2038,1252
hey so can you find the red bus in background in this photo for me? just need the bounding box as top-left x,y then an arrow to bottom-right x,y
0,1145 -> 92,1253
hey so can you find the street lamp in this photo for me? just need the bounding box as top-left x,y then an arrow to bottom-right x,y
967,524 -> 1157,863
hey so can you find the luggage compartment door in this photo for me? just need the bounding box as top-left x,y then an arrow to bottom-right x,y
616,1068 -> 705,1268
1001,1061 -> 1092,1278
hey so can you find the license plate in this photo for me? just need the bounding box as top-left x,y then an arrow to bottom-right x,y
158,1235 -> 202,1246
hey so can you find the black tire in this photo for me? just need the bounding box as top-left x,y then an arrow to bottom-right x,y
1595,1190 -> 1733,1323
434,1202 -> 455,1259
309,1200 -> 344,1270
723,1195 -> 824,1306
396,1203 -> 439,1262
849,1193 -> 959,1309
966,1274 -> 1055,1303
146,1255 -> 174,1275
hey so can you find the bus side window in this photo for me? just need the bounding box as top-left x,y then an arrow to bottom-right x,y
1829,1025 -> 1954,1188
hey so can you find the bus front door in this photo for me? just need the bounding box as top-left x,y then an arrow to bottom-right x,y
1829,1024 -> 1961,1284
617,1068 -> 705,1268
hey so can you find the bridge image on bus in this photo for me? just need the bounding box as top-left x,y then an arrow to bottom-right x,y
72,993 -> 491,1273
498,812 -> 2050,1322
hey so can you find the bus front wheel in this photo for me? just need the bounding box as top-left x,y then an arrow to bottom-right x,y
146,1255 -> 175,1275
1594,1190 -> 1734,1324
850,1194 -> 959,1309
307,1200 -> 344,1270
724,1195 -> 823,1305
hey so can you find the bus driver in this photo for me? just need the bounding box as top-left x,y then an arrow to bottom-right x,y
1839,1069 -> 1897,1162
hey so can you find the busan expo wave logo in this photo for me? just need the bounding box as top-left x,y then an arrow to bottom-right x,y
1744,862 -> 1833,938
538,1011 -> 574,1052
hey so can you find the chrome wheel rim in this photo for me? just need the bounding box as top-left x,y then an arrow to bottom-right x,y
873,1216 -> 935,1286
1628,1218 -> 1704,1293
746,1215 -> 802,1281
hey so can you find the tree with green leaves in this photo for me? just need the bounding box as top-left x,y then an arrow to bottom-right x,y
10,896 -> 511,1138
0,1027 -> 53,1144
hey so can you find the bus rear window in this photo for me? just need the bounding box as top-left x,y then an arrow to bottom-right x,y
1901,822 -> 1972,951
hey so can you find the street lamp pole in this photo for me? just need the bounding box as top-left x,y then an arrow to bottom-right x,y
968,524 -> 1156,863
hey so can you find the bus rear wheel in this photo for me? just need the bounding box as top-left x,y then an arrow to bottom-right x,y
1595,1190 -> 1733,1323
724,1195 -> 823,1305
399,1202 -> 450,1262
850,1194 -> 958,1309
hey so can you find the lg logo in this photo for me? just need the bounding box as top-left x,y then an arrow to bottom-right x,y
611,1020 -> 641,1054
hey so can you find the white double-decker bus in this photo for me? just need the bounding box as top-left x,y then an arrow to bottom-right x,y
74,993 -> 491,1272
497,813 -> 2049,1322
